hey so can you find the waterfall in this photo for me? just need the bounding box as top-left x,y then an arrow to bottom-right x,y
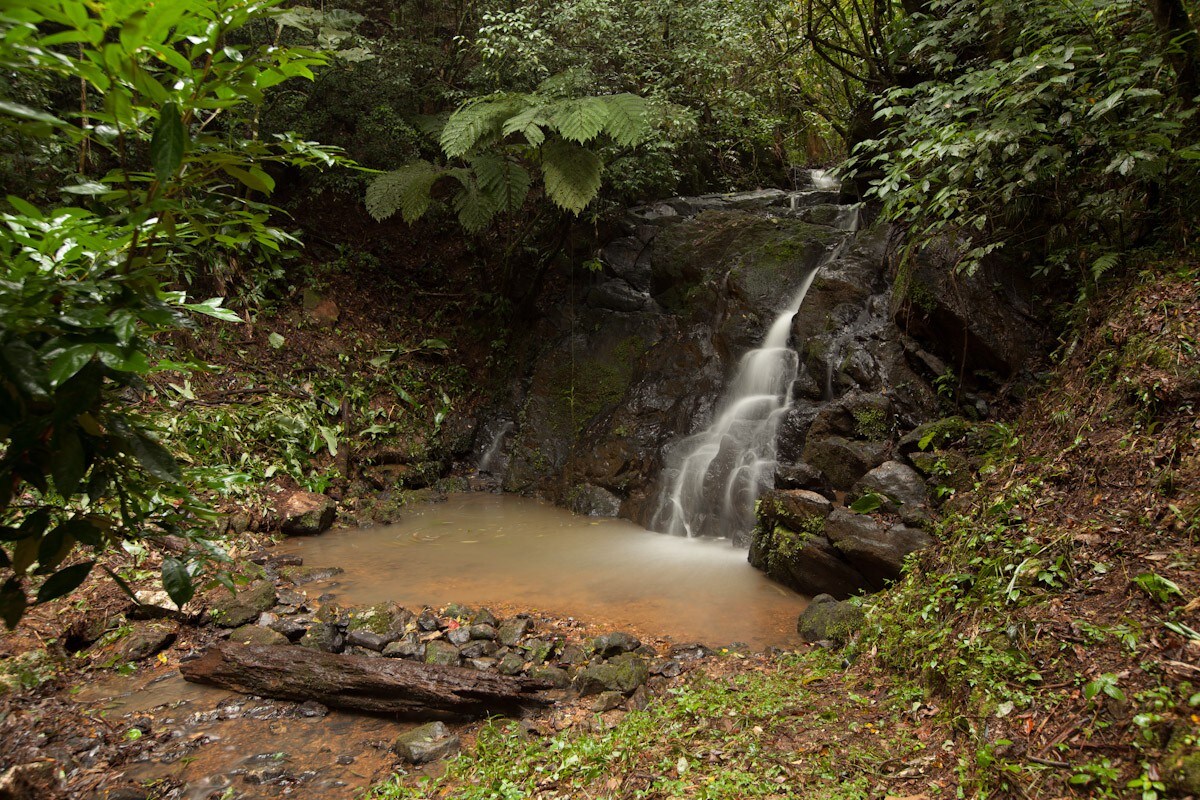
650,206 -> 859,540
477,421 -> 513,474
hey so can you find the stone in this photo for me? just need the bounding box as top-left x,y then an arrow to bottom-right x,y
825,509 -> 934,588
797,595 -> 864,645
560,644 -> 589,664
523,638 -> 554,664
801,436 -> 888,491
278,491 -> 336,536
268,618 -> 308,642
773,462 -> 827,493
228,625 -> 288,647
897,416 -> 972,455
471,608 -> 498,627
567,484 -> 623,517
593,632 -> 640,658
574,654 -> 649,695
278,566 -> 343,586
424,640 -> 460,667
761,489 -> 832,532
347,602 -> 412,640
346,630 -> 388,652
468,658 -> 497,671
529,665 -> 571,689
468,624 -> 497,640
209,581 -> 278,628
299,622 -> 344,653
382,634 -> 425,660
669,643 -> 713,661
392,722 -> 461,765
133,590 -> 179,616
650,660 -> 682,678
497,618 -> 531,646
591,691 -> 626,712
748,520 -> 870,599
446,627 -> 471,646
459,640 -> 500,660
908,450 -> 974,494
852,461 -> 928,510
442,603 -> 474,620
118,622 -> 176,662
497,652 -> 526,675
417,609 -> 440,631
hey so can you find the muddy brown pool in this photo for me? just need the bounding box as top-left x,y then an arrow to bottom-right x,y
282,492 -> 806,648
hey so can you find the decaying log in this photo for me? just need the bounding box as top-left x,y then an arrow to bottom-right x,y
180,642 -> 554,720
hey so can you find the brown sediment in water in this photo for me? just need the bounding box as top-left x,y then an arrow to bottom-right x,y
281,492 -> 807,649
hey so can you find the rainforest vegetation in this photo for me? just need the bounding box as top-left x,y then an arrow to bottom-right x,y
0,0 -> 1198,798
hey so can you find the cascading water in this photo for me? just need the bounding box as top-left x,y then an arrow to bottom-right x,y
477,421 -> 513,474
651,203 -> 859,540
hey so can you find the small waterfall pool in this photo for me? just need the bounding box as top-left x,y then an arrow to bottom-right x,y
281,493 -> 806,648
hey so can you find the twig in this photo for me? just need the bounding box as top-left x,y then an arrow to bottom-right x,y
1028,755 -> 1071,768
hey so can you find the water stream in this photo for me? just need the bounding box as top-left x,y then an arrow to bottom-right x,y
650,205 -> 858,540
282,493 -> 804,648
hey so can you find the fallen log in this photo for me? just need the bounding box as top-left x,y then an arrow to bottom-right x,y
180,642 -> 554,720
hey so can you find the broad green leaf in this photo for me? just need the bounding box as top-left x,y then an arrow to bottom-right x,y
111,417 -> 182,482
150,102 -> 187,182
36,562 -> 94,604
550,97 -> 609,144
473,155 -> 531,214
161,557 -> 194,606
183,298 -> 242,323
48,345 -> 98,387
222,165 -> 275,194
540,139 -> 603,215
849,492 -> 884,514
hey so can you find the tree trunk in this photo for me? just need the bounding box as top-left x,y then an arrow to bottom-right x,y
1147,0 -> 1200,104
180,643 -> 554,720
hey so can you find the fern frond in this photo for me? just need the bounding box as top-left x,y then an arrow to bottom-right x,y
365,160 -> 441,223
473,154 -> 532,214
501,103 -> 549,147
541,139 -> 602,215
440,96 -> 521,158
549,97 -> 609,144
600,94 -> 652,147
451,175 -> 500,233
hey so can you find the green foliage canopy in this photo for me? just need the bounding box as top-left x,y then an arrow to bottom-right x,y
0,0 -> 348,625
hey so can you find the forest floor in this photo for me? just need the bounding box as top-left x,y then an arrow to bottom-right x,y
1,254 -> 1197,800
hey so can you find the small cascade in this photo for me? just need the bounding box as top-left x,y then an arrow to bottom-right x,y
477,421 -> 513,474
651,204 -> 859,540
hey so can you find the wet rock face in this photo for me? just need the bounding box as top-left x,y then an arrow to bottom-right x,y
278,491 -> 336,536
479,182 -> 1040,586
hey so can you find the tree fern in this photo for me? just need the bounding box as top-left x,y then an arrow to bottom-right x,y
541,139 -> 603,214
440,96 -> 521,158
501,103 -> 550,147
365,160 -> 441,223
549,97 -> 610,144
449,172 -> 500,233
473,154 -> 531,213
600,94 -> 652,147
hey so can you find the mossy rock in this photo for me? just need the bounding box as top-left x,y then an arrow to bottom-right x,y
797,595 -> 864,646
574,654 -> 649,695
1166,724 -> 1200,794
209,581 -> 277,628
897,416 -> 972,455
229,624 -> 289,647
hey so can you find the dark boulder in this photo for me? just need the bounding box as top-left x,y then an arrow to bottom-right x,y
797,594 -> 864,645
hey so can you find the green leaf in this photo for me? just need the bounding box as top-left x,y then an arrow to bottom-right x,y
111,417 -> 182,483
540,139 -> 602,215
183,298 -> 242,323
150,102 -> 187,182
0,578 -> 27,629
600,94 -> 651,147
48,345 -> 98,387
550,97 -> 609,144
849,492 -> 884,514
36,561 -> 94,604
268,332 -> 285,349
161,557 -> 194,606
317,425 -> 339,456
1132,572 -> 1183,603
451,176 -> 500,233
473,155 -> 531,214
365,161 -> 441,223
222,164 -> 275,194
